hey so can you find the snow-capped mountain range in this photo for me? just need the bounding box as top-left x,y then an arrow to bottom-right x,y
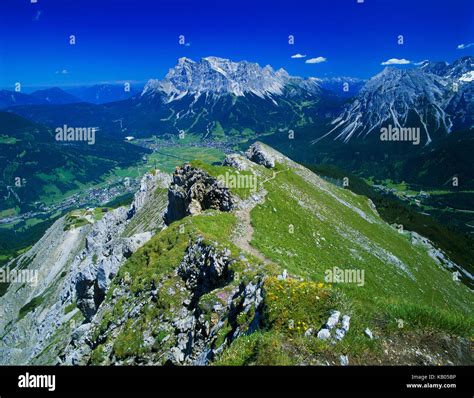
122,56 -> 336,136
419,56 -> 474,81
141,56 -> 322,103
137,55 -> 472,146
313,56 -> 474,145
4,56 -> 472,146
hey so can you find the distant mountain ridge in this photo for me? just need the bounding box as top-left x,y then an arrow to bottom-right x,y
5,57 -> 342,137
419,56 -> 474,80
0,87 -> 80,108
313,56 -> 474,146
65,84 -> 140,104
0,85 -> 140,109
141,56 -> 322,102
0,90 -> 45,109
316,76 -> 366,97
129,57 -> 339,136
30,87 -> 81,105
4,55 -> 473,145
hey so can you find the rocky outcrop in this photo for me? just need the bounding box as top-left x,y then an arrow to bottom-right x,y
165,164 -> 236,224
0,171 -> 170,364
73,171 -> 169,320
172,238 -> 264,365
178,238 -> 234,302
64,237 -> 265,366
73,207 -> 130,320
222,153 -> 250,170
410,231 -> 474,286
127,171 -> 171,220
245,142 -> 275,168
0,217 -> 88,365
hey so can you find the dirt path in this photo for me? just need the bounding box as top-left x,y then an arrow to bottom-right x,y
231,169 -> 287,264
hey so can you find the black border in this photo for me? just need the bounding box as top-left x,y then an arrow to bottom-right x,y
0,365 -> 471,395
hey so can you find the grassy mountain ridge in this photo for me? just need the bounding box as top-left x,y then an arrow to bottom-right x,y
303,164 -> 474,286
0,143 -> 471,366
80,144 -> 472,365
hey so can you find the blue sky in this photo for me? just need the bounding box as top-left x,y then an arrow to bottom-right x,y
0,0 -> 473,89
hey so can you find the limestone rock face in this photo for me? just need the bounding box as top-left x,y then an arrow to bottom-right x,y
74,171 -> 168,320
65,237 -> 265,366
75,207 -> 130,320
245,142 -> 275,168
127,171 -> 171,219
0,171 -> 170,364
171,238 -> 264,365
165,164 -> 236,224
178,238 -> 234,296
222,154 -> 251,170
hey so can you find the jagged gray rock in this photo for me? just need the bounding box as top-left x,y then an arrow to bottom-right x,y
245,142 -> 275,168
141,56 -> 321,101
178,238 -> 234,298
335,315 -> 351,341
0,171 -> 170,365
340,354 -> 349,366
73,171 -> 170,320
326,310 -> 341,329
127,171 -> 171,220
62,237 -> 265,366
222,154 -> 250,170
171,239 -> 264,365
165,164 -> 236,224
365,328 -> 374,340
317,328 -> 331,340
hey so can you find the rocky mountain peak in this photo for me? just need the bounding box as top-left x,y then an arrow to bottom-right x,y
316,63 -> 458,145
418,56 -> 473,81
141,56 -> 325,102
177,56 -> 195,65
418,60 -> 450,76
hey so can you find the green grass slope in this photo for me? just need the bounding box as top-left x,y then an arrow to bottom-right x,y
86,144 -> 473,365
250,162 -> 472,326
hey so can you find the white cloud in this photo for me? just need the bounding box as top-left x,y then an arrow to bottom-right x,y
414,60 -> 429,66
55,69 -> 69,75
305,57 -> 327,64
457,43 -> 474,50
381,58 -> 411,65
291,53 -> 306,59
